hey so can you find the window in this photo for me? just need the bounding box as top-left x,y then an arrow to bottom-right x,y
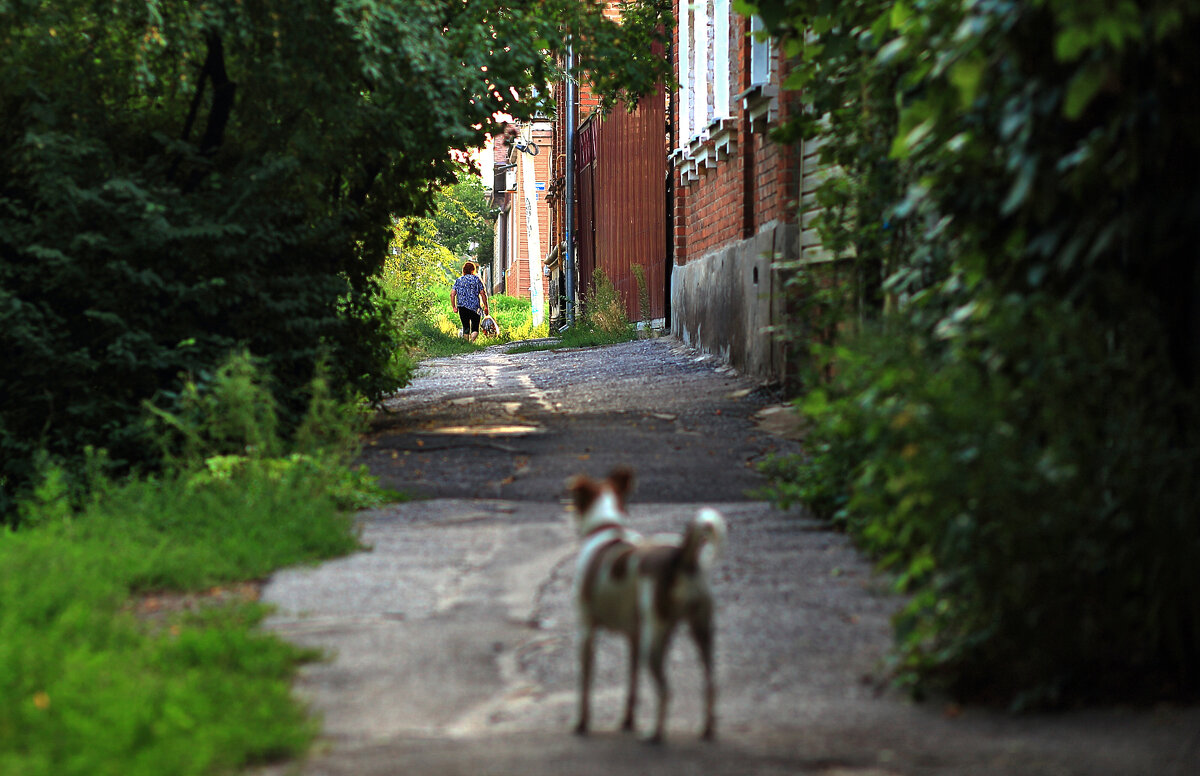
678,1 -> 733,145
679,2 -> 691,143
749,15 -> 772,87
713,0 -> 730,121
691,1 -> 708,135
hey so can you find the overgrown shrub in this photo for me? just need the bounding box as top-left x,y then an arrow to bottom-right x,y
765,305 -> 1200,706
631,263 -> 652,330
747,0 -> 1200,706
0,0 -> 670,523
144,350 -> 393,512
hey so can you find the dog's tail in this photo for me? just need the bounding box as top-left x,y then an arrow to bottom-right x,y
681,508 -> 727,568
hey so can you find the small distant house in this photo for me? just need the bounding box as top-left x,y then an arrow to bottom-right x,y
490,121 -> 554,324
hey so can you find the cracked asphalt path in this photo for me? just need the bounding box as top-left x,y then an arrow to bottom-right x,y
257,338 -> 1199,776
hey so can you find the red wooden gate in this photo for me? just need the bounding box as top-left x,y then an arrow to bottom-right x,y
573,91 -> 668,321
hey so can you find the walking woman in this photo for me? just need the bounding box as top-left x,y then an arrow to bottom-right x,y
450,261 -> 490,342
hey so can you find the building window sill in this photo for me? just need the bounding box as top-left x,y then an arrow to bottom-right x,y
689,134 -> 716,173
671,147 -> 698,187
738,84 -> 779,134
708,117 -> 738,162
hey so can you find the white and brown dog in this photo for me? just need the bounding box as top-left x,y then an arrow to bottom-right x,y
567,467 -> 727,743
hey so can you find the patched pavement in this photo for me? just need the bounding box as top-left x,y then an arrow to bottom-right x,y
257,337 -> 1200,776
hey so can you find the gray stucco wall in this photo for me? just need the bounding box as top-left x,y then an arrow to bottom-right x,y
670,222 -> 797,383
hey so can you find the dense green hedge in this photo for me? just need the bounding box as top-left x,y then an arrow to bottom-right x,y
748,0 -> 1200,705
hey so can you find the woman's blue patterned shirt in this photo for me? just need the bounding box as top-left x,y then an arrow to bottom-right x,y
453,274 -> 485,313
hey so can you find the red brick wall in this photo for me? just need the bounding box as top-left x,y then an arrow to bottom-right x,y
671,4 -> 799,267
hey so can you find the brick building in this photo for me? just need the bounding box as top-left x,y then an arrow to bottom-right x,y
536,2 -> 822,379
668,3 -> 813,381
490,122 -> 554,325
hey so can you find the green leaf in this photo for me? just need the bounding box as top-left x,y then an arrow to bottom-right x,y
876,36 -> 908,66
890,113 -> 935,160
949,54 -> 985,108
1063,62 -> 1106,119
801,389 -> 830,417
1054,27 -> 1092,62
1001,157 -> 1037,215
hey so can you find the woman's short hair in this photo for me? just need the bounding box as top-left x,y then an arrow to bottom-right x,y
462,261 -> 477,275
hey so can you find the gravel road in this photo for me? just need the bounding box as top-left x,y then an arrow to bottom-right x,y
256,337 -> 1199,776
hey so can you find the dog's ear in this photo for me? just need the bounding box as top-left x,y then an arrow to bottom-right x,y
567,475 -> 601,516
608,466 -> 634,509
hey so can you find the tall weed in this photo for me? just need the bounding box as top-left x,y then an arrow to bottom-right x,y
582,267 -> 631,334
505,269 -> 635,353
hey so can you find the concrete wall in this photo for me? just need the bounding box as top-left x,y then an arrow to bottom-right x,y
671,221 -> 796,382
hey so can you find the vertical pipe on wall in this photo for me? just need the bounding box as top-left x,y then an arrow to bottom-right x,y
564,42 -> 577,329
665,35 -> 675,326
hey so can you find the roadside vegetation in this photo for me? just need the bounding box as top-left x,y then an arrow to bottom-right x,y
397,285 -> 551,359
748,0 -> 1200,708
0,354 -> 385,776
1,2 -> 669,773
0,0 -> 670,522
507,268 -> 638,354
375,196 -> 551,358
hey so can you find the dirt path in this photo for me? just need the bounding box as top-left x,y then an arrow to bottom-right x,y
256,338 -> 1199,776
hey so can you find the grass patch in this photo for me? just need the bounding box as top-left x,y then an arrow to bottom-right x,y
1,353 -> 380,775
506,324 -> 636,353
1,467 -> 354,776
411,285 -> 549,357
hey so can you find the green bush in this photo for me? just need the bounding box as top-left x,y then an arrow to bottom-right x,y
748,0 -> 1200,708
765,306 -> 1200,707
0,0 -> 668,523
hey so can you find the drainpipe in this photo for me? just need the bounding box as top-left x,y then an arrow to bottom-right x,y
564,41 -> 577,329
665,36 -> 675,327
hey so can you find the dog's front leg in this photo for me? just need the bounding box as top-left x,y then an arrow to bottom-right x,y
621,627 -> 640,732
574,626 -> 595,735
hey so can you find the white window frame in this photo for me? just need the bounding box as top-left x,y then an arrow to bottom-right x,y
713,0 -> 730,122
750,15 -> 772,86
691,1 -> 709,140
679,0 -> 691,145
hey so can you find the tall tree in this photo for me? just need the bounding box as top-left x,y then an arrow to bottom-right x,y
0,0 -> 672,518
432,169 -> 494,263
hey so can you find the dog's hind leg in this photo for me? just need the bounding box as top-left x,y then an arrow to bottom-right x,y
642,621 -> 674,744
690,614 -> 716,741
574,626 -> 595,735
621,628 -> 640,732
